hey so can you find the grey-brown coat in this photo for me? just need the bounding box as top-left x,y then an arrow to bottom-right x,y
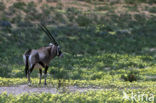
23,24 -> 62,85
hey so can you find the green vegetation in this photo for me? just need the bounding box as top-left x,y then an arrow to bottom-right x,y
0,0 -> 156,102
0,88 -> 155,103
0,2 -> 5,11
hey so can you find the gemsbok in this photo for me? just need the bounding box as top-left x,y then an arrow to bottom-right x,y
23,24 -> 63,85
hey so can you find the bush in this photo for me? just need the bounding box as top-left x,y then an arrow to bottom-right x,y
50,68 -> 69,79
66,7 -> 80,22
13,2 -> 26,10
95,5 -> 110,11
0,21 -> 11,27
24,1 -> 36,13
17,21 -> 33,27
56,2 -> 63,10
0,2 -> 5,11
76,15 -> 92,26
78,0 -> 92,3
148,7 -> 156,13
124,0 -> 156,4
11,14 -> 22,23
121,69 -> 141,82
11,69 -> 25,78
41,4 -> 51,17
0,64 -> 12,77
66,7 -> 80,15
46,0 -> 58,2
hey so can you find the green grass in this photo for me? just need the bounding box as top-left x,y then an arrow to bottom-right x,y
0,76 -> 155,102
0,65 -> 156,88
0,0 -> 156,80
0,88 -> 155,103
0,0 -> 156,102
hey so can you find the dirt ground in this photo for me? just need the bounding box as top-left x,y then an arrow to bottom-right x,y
0,85 -> 103,95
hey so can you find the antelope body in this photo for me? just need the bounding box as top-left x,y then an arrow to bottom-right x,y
23,25 -> 62,85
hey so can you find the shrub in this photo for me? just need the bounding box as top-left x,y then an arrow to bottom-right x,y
66,7 -> 80,22
0,21 -> 11,27
50,68 -> 69,79
148,7 -> 156,13
46,0 -> 58,2
66,7 -> 80,15
24,1 -> 36,13
56,2 -> 63,10
13,2 -> 26,10
17,21 -> 33,27
0,64 -> 12,77
11,14 -> 22,23
38,0 -> 42,3
11,69 -> 25,78
0,2 -> 5,11
124,0 -> 156,4
148,0 -> 156,3
76,15 -> 92,26
78,0 -> 92,3
8,6 -> 16,15
95,5 -> 110,11
121,69 -> 141,82
41,4 -> 51,17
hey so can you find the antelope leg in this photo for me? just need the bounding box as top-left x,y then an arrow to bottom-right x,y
44,66 -> 48,85
39,69 -> 42,84
28,64 -> 35,86
27,69 -> 31,85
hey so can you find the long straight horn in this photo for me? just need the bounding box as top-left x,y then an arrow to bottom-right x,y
40,24 -> 58,46
39,24 -> 54,42
42,24 -> 58,45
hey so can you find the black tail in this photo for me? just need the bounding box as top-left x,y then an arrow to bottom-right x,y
25,49 -> 31,77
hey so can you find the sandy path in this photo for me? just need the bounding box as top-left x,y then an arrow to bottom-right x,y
0,85 -> 103,95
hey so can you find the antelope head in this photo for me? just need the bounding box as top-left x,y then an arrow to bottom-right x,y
39,24 -> 63,57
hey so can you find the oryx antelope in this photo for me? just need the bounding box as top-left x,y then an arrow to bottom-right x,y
23,24 -> 63,85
